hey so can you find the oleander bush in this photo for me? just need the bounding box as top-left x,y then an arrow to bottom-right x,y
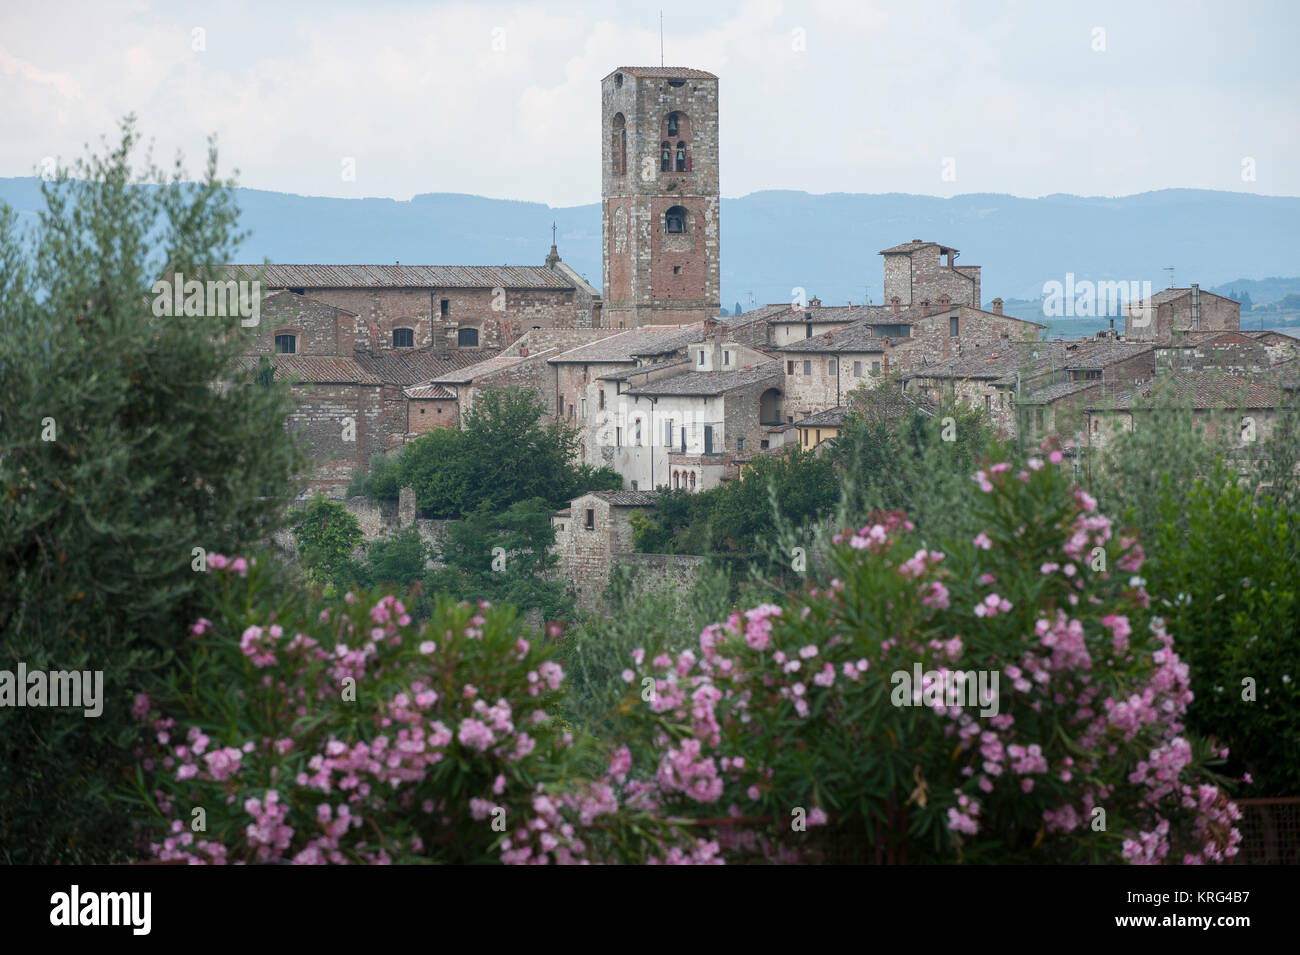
133,449 -> 1243,864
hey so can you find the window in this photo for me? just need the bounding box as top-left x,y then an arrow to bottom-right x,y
581,397 -> 587,419
665,420 -> 673,447
665,206 -> 687,234
631,480 -> 639,490
676,142 -> 686,172
393,328 -> 414,348
457,327 -> 479,347
661,142 -> 671,172
558,397 -> 564,417
737,437 -> 745,452
634,418 -> 642,445
854,361 -> 862,377
585,508 -> 594,530
816,429 -> 822,445
673,471 -> 680,490
667,112 -> 679,137
569,403 -> 575,419
440,299 -> 450,317
274,333 -> 296,354
950,316 -> 959,337
599,388 -> 606,410
985,394 -> 991,412
787,361 -> 794,374
828,360 -> 838,375
872,361 -> 881,374
723,351 -> 731,366
616,427 -> 622,446
805,324 -> 812,338
698,349 -> 705,366
803,360 -> 811,375
673,265 -> 681,274
689,472 -> 696,491
612,113 -> 627,175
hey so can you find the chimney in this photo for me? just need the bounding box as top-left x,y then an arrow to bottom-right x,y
912,238 -> 922,244
937,294 -> 952,310
808,296 -> 821,308
1191,283 -> 1201,331
920,300 -> 932,317
992,297 -> 1003,315
890,296 -> 901,314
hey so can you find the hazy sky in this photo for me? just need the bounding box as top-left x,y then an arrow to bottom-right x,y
3,0 -> 1297,205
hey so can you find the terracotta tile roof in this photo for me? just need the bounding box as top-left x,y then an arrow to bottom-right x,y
606,66 -> 718,79
589,489 -> 658,506
796,406 -> 849,427
548,324 -> 703,364
770,305 -> 866,325
1094,372 -> 1282,411
261,289 -> 358,315
625,362 -> 783,397
776,322 -> 888,354
236,354 -> 383,385
1021,380 -> 1100,404
403,383 -> 456,400
353,346 -> 487,385
431,349 -> 557,384
903,342 -> 1072,382
878,239 -> 957,255
221,263 -> 577,290
598,358 -> 691,381
1063,341 -> 1155,370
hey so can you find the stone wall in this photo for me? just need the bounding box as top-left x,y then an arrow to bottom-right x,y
882,244 -> 981,307
255,292 -> 354,355
277,284 -> 592,356
602,69 -> 721,326
286,383 -> 385,494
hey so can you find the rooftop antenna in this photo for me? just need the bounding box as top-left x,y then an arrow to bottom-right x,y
1163,266 -> 1175,289
660,11 -> 664,67
551,221 -> 557,245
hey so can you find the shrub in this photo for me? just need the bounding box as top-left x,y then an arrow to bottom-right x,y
0,120 -> 301,862
1140,467 -> 1300,795
129,557 -> 712,864
291,494 -> 363,588
597,448 -> 1242,863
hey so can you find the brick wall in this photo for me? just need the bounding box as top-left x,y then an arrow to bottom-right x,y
254,292 -> 354,355
602,69 -> 721,326
286,382 -> 385,494
406,397 -> 459,436
275,285 -> 592,356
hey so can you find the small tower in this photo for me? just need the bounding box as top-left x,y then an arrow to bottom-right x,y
601,67 -> 720,327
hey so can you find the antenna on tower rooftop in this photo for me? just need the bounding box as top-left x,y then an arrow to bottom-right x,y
660,11 -> 664,66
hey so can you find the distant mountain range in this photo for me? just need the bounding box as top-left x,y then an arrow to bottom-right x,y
3,179 -> 1298,317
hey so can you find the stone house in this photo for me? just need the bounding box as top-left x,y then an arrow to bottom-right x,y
769,303 -> 864,346
1154,329 -> 1300,373
242,291 -> 489,494
879,239 -> 982,307
428,348 -> 562,420
775,323 -> 894,421
551,489 -> 658,609
795,406 -> 848,451
1084,372 -> 1290,454
224,249 -> 602,357
603,361 -> 785,492
546,323 -> 707,447
1123,285 -> 1240,342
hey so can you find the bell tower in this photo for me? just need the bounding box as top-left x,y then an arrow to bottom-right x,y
601,67 -> 720,327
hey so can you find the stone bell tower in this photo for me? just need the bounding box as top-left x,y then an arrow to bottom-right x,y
601,66 -> 720,327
